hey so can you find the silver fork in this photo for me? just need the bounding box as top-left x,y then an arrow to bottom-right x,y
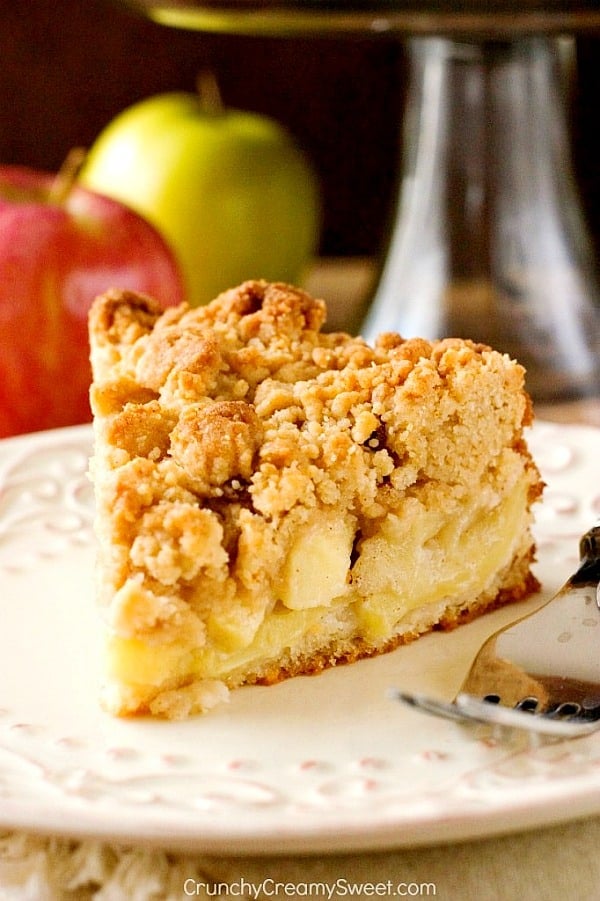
390,526 -> 600,737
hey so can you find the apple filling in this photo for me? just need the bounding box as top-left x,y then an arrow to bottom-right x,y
104,475 -> 531,697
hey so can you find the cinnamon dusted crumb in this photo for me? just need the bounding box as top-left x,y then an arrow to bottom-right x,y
170,400 -> 264,492
88,288 -> 161,347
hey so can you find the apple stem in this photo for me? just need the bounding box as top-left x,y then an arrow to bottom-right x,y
48,147 -> 87,205
196,70 -> 224,115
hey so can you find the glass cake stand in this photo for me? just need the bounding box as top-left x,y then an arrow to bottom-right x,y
114,0 -> 600,401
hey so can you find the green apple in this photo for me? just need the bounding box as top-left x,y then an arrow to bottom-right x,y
79,78 -> 321,307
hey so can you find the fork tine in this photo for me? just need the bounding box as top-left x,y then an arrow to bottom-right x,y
388,689 -> 486,724
454,693 -> 600,736
389,689 -> 600,737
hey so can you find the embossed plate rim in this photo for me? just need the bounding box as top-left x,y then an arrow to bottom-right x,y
1,421 -> 600,854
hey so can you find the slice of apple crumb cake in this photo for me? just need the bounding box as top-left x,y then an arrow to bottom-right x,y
88,280 -> 543,718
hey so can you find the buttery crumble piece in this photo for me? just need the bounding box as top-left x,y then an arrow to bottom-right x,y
88,280 -> 543,718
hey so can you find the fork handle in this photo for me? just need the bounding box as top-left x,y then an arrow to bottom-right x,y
574,526 -> 600,585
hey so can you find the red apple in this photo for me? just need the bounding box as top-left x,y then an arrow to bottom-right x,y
0,162 -> 184,438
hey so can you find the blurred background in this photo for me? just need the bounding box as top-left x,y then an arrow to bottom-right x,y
1,0 -> 599,265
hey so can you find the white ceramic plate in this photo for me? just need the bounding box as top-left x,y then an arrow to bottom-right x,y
1,420 -> 600,854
